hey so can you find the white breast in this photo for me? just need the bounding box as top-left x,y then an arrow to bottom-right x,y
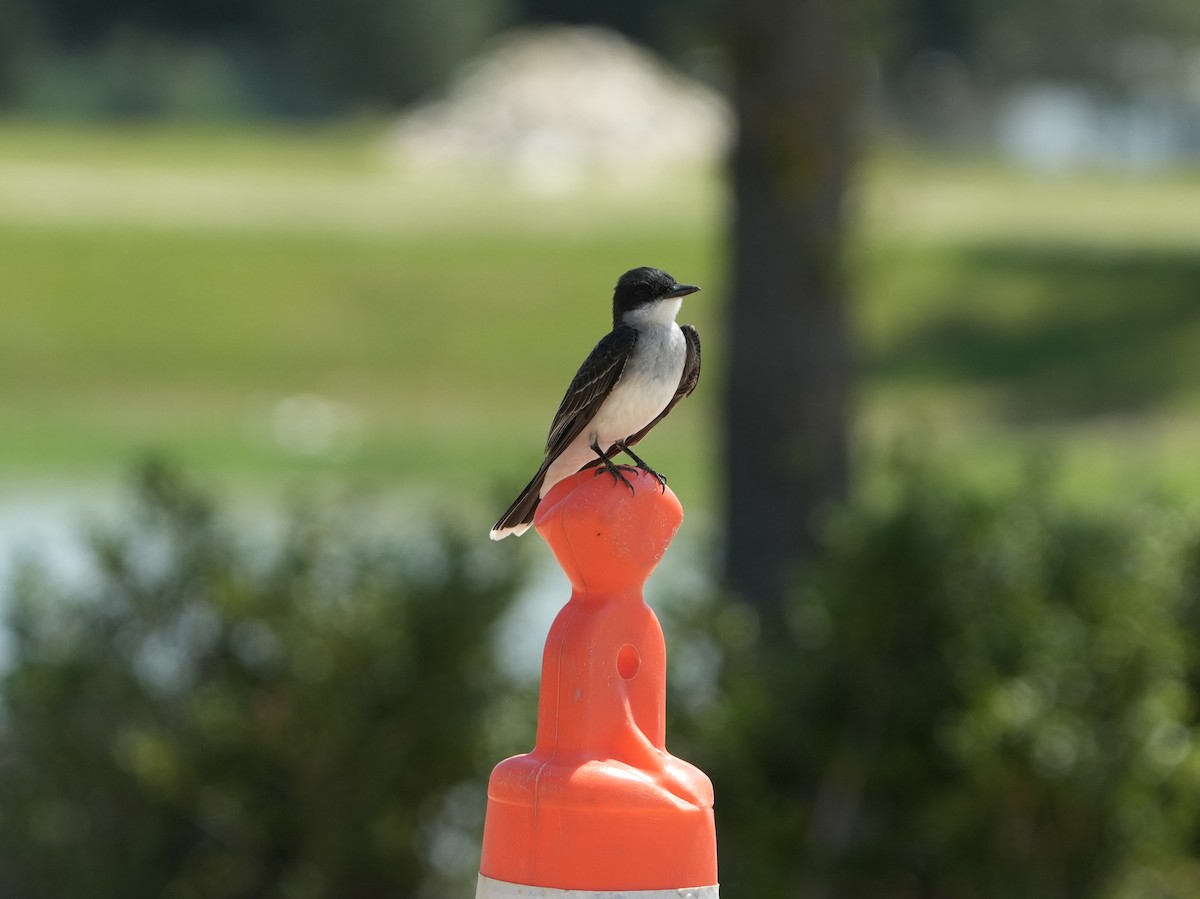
587,322 -> 684,443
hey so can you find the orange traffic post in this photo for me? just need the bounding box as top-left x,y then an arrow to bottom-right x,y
477,467 -> 718,898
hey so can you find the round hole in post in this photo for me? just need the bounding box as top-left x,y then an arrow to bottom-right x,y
616,643 -> 640,680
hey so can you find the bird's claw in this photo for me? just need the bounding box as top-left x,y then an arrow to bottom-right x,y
634,463 -> 668,493
613,442 -> 667,494
651,470 -> 668,493
612,465 -> 637,495
593,463 -> 636,495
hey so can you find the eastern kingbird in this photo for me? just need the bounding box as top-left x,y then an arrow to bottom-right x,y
490,266 -> 702,540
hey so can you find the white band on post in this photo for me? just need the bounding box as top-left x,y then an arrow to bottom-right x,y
476,875 -> 720,899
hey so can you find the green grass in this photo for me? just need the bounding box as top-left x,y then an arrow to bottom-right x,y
0,119 -> 385,171
2,120 -> 1199,514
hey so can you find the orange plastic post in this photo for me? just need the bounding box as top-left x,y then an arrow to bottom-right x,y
478,467 -> 718,895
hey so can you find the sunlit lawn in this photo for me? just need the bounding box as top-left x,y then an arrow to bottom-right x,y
3,120 -> 1200,518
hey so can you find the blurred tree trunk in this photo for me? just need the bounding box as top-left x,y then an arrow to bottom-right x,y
722,0 -> 860,611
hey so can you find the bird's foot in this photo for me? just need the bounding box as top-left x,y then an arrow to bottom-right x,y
593,460 -> 637,495
616,442 -> 667,494
640,465 -> 668,493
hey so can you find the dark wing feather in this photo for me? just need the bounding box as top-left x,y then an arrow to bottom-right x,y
623,323 -> 701,449
543,325 -> 638,459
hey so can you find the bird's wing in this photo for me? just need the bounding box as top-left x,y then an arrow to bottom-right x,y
544,325 -> 639,459
623,323 -> 701,448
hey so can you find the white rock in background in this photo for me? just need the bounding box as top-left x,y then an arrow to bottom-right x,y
390,26 -> 730,192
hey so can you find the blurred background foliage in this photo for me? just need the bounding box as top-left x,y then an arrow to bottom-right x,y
5,457 -> 1200,897
2,0 -> 1199,120
3,0 -> 1200,897
0,460 -> 529,898
683,454 -> 1200,898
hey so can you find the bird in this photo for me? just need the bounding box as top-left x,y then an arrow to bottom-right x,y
490,266 -> 702,540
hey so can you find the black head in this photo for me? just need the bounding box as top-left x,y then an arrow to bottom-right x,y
612,266 -> 700,323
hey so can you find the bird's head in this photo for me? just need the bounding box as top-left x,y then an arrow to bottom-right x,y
612,267 -> 700,326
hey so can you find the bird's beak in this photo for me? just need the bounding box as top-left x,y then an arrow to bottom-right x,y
665,284 -> 700,299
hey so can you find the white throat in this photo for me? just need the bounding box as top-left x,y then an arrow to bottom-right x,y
621,297 -> 683,329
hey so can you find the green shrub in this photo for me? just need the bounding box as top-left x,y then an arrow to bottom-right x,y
8,457 -> 1200,899
698,464 -> 1200,899
0,460 -> 526,899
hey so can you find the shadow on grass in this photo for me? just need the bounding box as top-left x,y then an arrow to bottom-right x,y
868,242 -> 1200,419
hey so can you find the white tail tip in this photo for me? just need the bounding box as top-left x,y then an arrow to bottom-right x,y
489,522 -> 532,541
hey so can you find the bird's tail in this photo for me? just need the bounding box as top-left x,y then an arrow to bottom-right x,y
490,464 -> 549,540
